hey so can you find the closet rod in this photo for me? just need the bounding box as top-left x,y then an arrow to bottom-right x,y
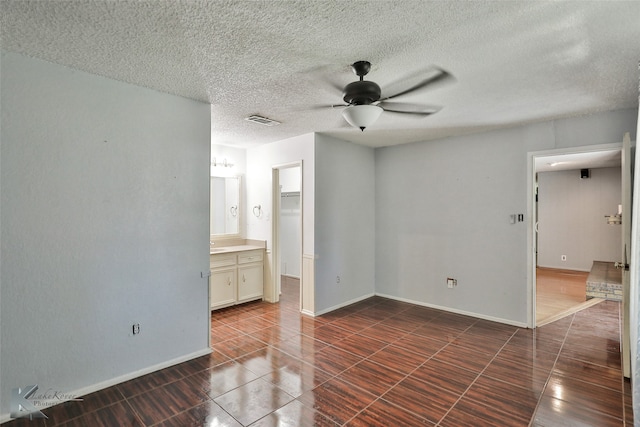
281,191 -> 300,198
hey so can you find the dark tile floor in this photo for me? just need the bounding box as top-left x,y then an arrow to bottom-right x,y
7,281 -> 633,426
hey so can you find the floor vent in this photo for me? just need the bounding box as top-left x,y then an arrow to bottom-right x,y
245,115 -> 280,126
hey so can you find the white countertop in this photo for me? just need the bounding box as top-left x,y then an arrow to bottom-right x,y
210,245 -> 264,255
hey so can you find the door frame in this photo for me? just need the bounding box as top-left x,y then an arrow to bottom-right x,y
527,142 -> 623,328
271,161 -> 303,309
621,132 -> 632,377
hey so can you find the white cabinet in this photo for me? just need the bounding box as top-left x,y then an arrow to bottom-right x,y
210,267 -> 236,309
238,264 -> 264,302
210,249 -> 264,310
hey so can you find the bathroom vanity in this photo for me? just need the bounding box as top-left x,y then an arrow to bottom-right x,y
209,244 -> 264,310
209,174 -> 265,310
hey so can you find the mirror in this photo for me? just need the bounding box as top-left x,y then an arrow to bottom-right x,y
210,176 -> 240,236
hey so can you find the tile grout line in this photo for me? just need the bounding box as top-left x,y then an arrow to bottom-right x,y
213,296 -> 628,426
123,395 -> 151,427
286,302 -> 406,425
37,296 -> 625,426
342,319 -> 481,426
531,307 -> 627,424
434,326 -> 520,426
318,311 -> 444,425
526,314 -> 575,427
617,301 -> 631,426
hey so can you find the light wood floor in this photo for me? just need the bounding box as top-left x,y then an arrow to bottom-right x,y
536,267 -> 604,326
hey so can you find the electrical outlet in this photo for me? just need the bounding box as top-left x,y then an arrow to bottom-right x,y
447,278 -> 457,288
336,276 -> 341,284
561,255 -> 567,261
132,323 -> 140,335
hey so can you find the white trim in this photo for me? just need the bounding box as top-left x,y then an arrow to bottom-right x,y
528,142 -> 623,159
312,293 -> 376,317
375,293 -> 528,328
527,147 -> 536,328
527,142 -> 623,328
207,274 -> 212,348
209,175 -> 242,240
271,168 -> 281,304
262,251 -> 276,303
0,347 -> 212,424
296,163 -> 303,311
271,160 -> 303,171
630,110 -> 640,414
301,254 -> 315,313
271,161 -> 303,311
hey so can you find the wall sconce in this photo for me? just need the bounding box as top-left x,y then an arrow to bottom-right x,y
211,157 -> 234,168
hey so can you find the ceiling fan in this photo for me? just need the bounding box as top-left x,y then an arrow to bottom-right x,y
329,60 -> 453,131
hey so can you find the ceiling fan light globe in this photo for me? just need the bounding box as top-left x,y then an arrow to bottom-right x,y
342,105 -> 383,131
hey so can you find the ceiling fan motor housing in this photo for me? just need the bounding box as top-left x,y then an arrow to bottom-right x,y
343,80 -> 381,105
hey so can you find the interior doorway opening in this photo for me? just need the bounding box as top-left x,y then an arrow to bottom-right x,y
272,162 -> 303,311
529,144 -> 623,327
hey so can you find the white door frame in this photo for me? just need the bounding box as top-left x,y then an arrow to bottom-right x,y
527,142 -> 623,328
271,161 -> 303,309
621,132 -> 632,378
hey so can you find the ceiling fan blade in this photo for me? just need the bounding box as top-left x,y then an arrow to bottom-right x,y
323,80 -> 345,94
378,101 -> 441,117
380,68 -> 454,102
382,109 -> 436,117
303,65 -> 346,94
310,103 -> 348,110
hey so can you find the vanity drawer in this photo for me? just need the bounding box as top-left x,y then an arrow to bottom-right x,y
210,254 -> 237,268
238,250 -> 263,264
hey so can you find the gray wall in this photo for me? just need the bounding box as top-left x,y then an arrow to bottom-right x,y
244,133 -> 315,307
537,167 -> 622,271
0,52 -> 211,417
245,133 -> 315,255
375,110 -> 637,325
314,134 -> 376,312
245,134 -> 376,313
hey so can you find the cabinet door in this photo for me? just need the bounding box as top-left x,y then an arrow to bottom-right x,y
237,263 -> 263,302
210,267 -> 236,309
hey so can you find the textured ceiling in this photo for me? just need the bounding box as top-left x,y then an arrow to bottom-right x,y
1,1 -> 639,149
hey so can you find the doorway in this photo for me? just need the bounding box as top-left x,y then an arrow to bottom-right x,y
529,144 -> 623,327
272,162 -> 303,310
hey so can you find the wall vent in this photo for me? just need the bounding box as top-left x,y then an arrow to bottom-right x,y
245,115 -> 281,126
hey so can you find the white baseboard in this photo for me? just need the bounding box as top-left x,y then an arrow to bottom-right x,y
375,293 -> 528,328
537,265 -> 590,273
301,254 -> 315,313
312,293 -> 376,317
0,347 -> 212,424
